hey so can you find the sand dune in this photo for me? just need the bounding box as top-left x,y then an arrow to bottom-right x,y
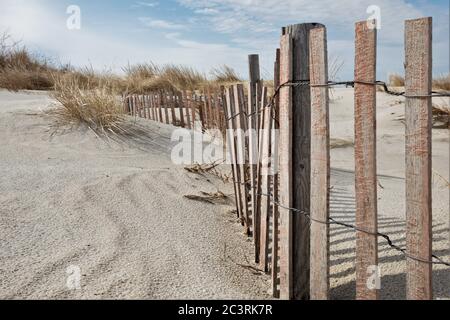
0,89 -> 448,299
0,90 -> 271,299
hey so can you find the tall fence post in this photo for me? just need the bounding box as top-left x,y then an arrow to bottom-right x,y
309,26 -> 330,300
271,48 -> 281,298
225,87 -> 244,221
234,84 -> 251,233
354,20 -> 379,300
259,86 -> 272,272
283,22 -> 324,300
405,17 -> 433,300
278,33 -> 294,300
248,54 -> 261,262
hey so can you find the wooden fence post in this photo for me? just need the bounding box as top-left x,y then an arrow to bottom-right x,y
278,33 -> 294,300
169,92 -> 177,126
272,48 -> 281,298
150,94 -> 156,121
405,17 -> 433,300
234,84 -> 251,233
190,91 -> 196,130
259,86 -> 272,272
183,91 -> 192,129
157,92 -> 163,123
309,26 -> 330,300
225,87 -> 243,220
144,95 -> 150,120
162,93 -> 169,124
354,20 -> 379,300
177,93 -> 185,128
283,22 -> 323,300
248,54 -> 261,262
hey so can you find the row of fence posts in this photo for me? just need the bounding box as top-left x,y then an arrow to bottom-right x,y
224,17 -> 436,301
123,17 -> 436,300
123,89 -> 227,136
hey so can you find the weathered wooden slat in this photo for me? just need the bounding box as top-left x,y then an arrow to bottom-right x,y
177,93 -> 185,128
145,95 -> 149,119
139,95 -> 144,118
225,87 -> 243,220
278,33 -> 294,300
259,86 -> 272,272
354,20 -> 379,301
183,91 -> 192,129
130,95 -> 134,116
150,94 -> 156,120
190,91 -> 196,130
248,54 -> 261,261
234,84 -> 251,233
405,17 -> 433,300
169,92 -> 177,125
162,93 -> 169,124
271,48 -> 281,298
309,26 -> 330,300
158,92 -> 163,123
284,22 -> 323,300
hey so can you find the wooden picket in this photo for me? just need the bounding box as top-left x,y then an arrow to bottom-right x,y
405,17 -> 433,300
309,26 -> 330,301
354,20 -> 379,300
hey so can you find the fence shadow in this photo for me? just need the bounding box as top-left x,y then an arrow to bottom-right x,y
329,180 -> 450,300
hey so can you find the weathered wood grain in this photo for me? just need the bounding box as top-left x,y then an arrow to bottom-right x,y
259,86 -> 272,272
234,84 -> 251,233
283,22 -> 323,300
405,17 -> 433,300
309,26 -> 330,300
278,34 -> 293,300
225,87 -> 243,220
354,20 -> 379,300
271,48 -> 281,298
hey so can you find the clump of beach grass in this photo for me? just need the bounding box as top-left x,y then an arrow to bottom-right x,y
50,73 -> 126,134
0,32 -> 55,91
210,65 -> 242,84
389,73 -> 450,91
123,62 -> 207,93
389,74 -> 405,87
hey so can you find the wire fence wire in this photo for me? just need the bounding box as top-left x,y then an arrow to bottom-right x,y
224,80 -> 450,268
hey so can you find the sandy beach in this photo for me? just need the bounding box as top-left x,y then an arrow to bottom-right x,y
0,88 -> 448,299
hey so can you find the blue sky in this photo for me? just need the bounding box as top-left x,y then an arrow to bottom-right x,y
0,0 -> 448,80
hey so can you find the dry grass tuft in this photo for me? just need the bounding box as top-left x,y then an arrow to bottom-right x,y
210,65 -> 242,84
0,32 -> 55,91
50,74 -> 125,134
389,74 -> 405,87
184,191 -> 229,205
433,74 -> 450,91
123,62 -> 207,93
389,73 -> 450,91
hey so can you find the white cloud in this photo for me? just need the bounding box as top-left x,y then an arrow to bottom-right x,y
133,1 -> 159,8
194,8 -> 219,15
179,0 -> 448,79
139,18 -> 185,29
0,0 -> 249,77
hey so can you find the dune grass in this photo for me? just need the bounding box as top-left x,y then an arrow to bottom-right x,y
50,73 -> 126,134
0,32 -> 55,91
389,73 -> 450,91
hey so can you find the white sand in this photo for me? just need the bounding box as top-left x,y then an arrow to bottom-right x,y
0,90 -> 271,299
0,88 -> 448,299
328,88 -> 449,299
